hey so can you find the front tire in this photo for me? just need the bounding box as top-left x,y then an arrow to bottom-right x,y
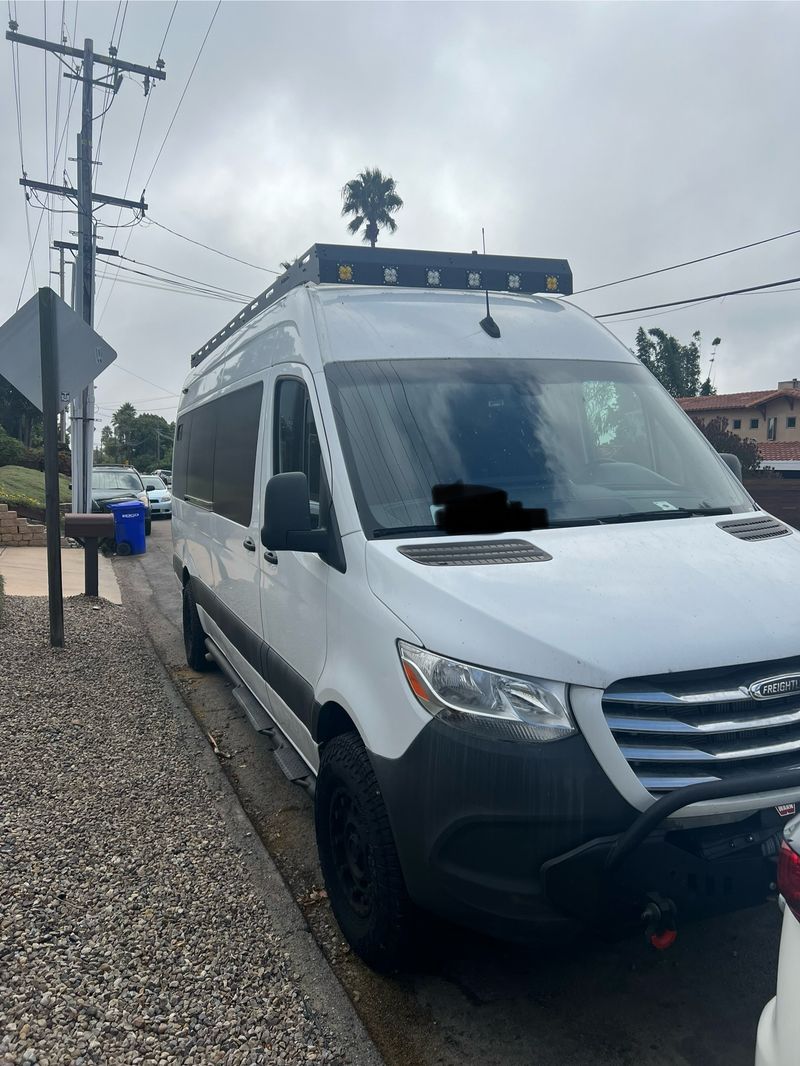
145,518 -> 152,536
315,732 -> 415,971
182,581 -> 211,672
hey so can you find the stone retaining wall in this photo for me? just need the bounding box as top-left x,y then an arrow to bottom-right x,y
0,504 -> 47,546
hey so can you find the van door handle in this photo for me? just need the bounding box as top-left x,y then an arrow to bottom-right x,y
263,550 -> 278,565
242,536 -> 256,552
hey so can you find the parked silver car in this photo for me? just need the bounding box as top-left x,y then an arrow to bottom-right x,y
142,474 -> 172,518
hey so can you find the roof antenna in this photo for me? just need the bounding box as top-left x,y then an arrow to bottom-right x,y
479,227 -> 501,339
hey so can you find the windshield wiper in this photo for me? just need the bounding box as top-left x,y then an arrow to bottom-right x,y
598,506 -> 734,525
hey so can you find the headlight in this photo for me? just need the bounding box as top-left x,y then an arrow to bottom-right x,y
398,641 -> 576,743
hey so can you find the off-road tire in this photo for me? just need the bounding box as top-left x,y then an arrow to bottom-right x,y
182,580 -> 211,672
315,731 -> 416,971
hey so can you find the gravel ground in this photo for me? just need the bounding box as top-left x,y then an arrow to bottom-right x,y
0,596 -> 349,1066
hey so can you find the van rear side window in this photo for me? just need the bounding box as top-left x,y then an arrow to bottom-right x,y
174,382 -> 263,525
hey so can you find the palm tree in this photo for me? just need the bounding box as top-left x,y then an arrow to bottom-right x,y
341,168 -> 403,248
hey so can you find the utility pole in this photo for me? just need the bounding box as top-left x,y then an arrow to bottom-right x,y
6,23 -> 166,511
51,243 -> 67,443
51,237 -> 121,459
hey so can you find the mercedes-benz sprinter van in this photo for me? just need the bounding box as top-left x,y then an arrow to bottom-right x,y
172,245 -> 800,970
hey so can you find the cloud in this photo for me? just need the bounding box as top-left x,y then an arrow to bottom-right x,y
1,0 -> 798,428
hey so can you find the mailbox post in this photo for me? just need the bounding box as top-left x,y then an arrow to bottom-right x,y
63,513 -> 115,597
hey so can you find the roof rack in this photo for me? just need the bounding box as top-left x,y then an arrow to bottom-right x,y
189,243 -> 573,368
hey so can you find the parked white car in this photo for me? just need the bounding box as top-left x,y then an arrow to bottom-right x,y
142,474 -> 172,517
755,815 -> 800,1066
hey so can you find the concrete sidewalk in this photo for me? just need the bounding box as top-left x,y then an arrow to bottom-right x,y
0,545 -> 121,603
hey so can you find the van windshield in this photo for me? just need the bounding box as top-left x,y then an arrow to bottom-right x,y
324,358 -> 754,536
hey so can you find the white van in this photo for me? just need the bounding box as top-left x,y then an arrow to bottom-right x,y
173,244 -> 800,970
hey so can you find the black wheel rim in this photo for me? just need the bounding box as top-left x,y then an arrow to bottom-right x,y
329,786 -> 373,919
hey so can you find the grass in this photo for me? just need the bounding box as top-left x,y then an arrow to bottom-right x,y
0,465 -> 70,510
0,465 -> 71,524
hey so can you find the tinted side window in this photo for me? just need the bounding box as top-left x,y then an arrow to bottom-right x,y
274,378 -> 321,526
172,418 -> 189,499
212,383 -> 264,525
186,401 -> 217,507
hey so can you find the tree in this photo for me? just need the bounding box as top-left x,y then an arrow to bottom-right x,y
341,168 -> 403,247
635,328 -> 700,397
0,374 -> 41,446
692,415 -> 761,476
97,404 -> 174,472
634,329 -> 721,399
111,403 -> 139,462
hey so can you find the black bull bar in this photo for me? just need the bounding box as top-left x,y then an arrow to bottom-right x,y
541,768 -> 800,930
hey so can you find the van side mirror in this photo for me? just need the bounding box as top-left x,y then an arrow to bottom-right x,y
262,472 -> 329,553
720,452 -> 743,481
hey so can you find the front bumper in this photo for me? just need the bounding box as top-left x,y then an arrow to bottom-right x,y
150,502 -> 172,515
371,718 -> 799,941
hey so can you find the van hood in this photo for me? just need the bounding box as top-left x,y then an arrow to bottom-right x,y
365,514 -> 800,689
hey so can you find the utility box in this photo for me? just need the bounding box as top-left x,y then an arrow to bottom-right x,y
106,499 -> 146,556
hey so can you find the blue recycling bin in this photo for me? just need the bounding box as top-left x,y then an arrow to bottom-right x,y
106,499 -> 146,556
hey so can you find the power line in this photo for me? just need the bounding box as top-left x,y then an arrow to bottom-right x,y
9,19 -> 39,294
95,271 -> 248,304
94,0 -> 178,319
43,0 -> 51,254
604,286 -> 800,327
97,261 -> 251,302
93,0 -> 127,176
119,254 -> 253,299
594,275 -> 800,319
106,361 -> 183,396
141,0 -> 220,192
574,226 -> 800,296
157,0 -> 178,60
147,217 -> 281,274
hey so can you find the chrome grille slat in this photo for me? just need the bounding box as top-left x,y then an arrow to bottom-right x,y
606,704 -> 800,735
621,735 -> 800,763
603,659 -> 800,794
607,688 -> 752,706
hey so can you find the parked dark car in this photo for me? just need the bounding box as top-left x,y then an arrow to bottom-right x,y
91,465 -> 152,535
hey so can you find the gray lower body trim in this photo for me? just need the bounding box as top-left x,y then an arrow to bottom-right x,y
189,574 -> 318,737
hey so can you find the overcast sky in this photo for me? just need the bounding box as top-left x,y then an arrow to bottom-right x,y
2,0 -> 799,435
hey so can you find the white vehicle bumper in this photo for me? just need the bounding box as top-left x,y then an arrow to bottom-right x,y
756,906 -> 800,1066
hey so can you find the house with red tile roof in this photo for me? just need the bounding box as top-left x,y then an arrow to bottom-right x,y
677,379 -> 800,472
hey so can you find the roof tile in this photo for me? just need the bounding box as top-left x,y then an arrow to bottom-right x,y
678,388 -> 800,412
759,442 -> 800,461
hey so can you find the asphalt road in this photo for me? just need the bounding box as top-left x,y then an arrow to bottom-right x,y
118,519 -> 781,1066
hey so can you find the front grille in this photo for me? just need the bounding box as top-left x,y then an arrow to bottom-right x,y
603,656 -> 800,794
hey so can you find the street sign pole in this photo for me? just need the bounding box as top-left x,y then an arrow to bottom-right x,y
38,288 -> 64,648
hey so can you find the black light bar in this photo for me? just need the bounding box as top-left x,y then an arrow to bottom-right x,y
190,244 -> 573,368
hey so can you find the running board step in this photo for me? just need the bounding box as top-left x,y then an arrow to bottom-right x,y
231,685 -> 276,737
272,741 -> 312,783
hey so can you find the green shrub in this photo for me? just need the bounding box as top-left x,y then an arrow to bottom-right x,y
0,427 -> 25,467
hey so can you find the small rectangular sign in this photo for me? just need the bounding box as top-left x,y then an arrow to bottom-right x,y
776,804 -> 796,818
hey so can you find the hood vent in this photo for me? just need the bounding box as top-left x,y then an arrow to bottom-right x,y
398,539 -> 552,566
717,515 -> 792,542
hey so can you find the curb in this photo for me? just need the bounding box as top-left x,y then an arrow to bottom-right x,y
114,564 -> 385,1066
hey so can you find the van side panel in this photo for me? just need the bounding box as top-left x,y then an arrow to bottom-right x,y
315,532 -> 430,760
